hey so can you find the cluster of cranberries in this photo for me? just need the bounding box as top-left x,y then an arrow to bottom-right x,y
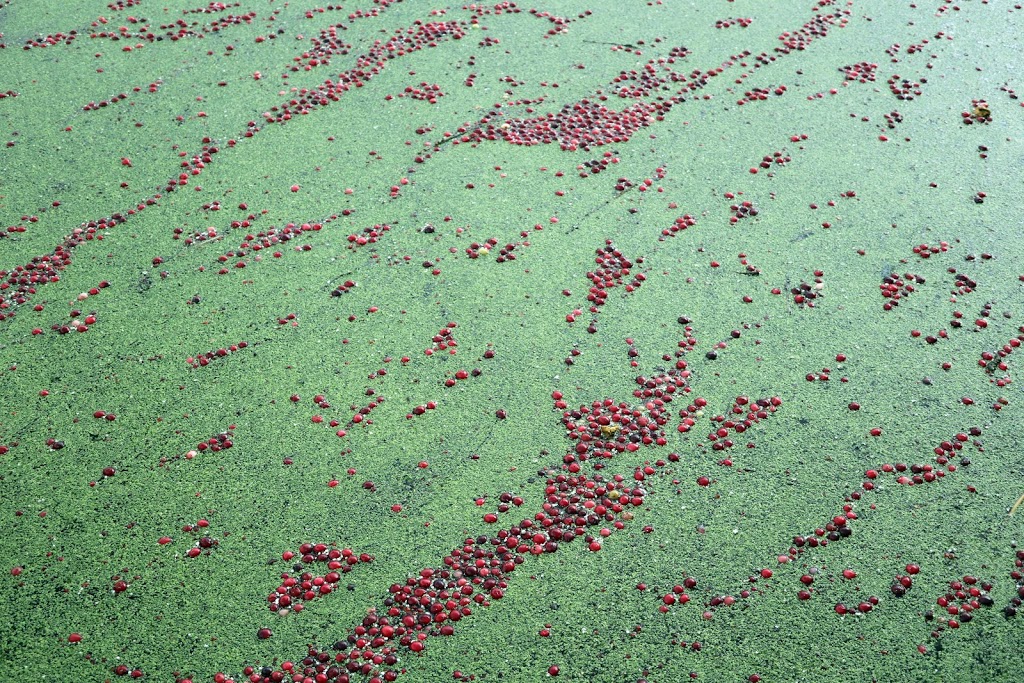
196,426 -> 235,454
186,341 -> 248,368
839,61 -> 878,83
262,22 -> 466,127
162,144 -> 220,194
737,252 -> 761,275
215,222 -> 322,273
978,330 -> 1022,380
668,433 -> 983,623
492,99 -> 669,152
110,664 -> 146,678
613,177 -> 636,193
0,219 -> 31,237
657,577 -> 698,609
729,200 -> 759,223
660,427 -> 986,624
567,358 -> 694,456
911,241 -> 950,258
883,109 -> 904,128
424,322 -> 458,356
735,84 -> 786,106
563,396 -> 673,462
879,271 -> 924,311
567,242 -> 646,334
804,367 -> 833,382
755,148 -> 793,171
924,575 -> 995,633
791,271 -> 824,308
53,300 -> 100,334
267,544 -> 374,614
346,224 -> 392,249
247,470 -> 645,683
464,238 -> 498,259
714,17 -> 753,29
658,214 -> 696,241
175,224 -> 221,246
285,18 -> 354,72
390,82 -> 444,103
330,280 -> 357,297
84,79 -> 161,114
492,241 -> 524,263
774,6 -> 849,55
767,432 -> 980,613
703,396 -> 782,451
961,99 -> 992,124
75,8 -> 259,52
180,518 -> 217,559
1,228 -> 117,321
453,40 -> 702,153
887,74 -> 924,100
443,368 -> 481,388
1006,551 -> 1024,618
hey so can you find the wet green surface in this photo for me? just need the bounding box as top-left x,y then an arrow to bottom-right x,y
1,1 -> 1023,681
